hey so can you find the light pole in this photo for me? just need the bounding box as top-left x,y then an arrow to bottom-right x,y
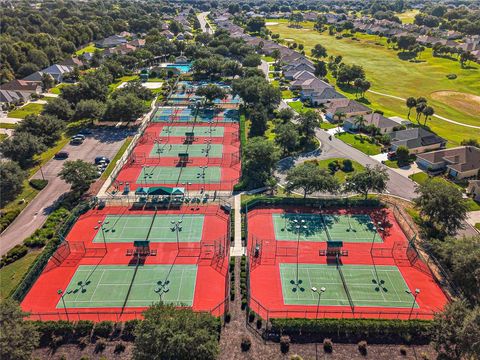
57,289 -> 70,321
290,219 -> 307,292
95,220 -> 109,250
311,286 -> 326,320
407,288 -> 420,320
154,279 -> 170,301
171,219 -> 183,250
370,221 -> 384,254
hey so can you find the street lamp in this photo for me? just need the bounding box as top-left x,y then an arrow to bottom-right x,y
171,219 -> 183,250
370,221 -> 384,254
57,289 -> 69,321
407,288 -> 420,320
95,220 -> 109,250
154,279 -> 170,301
311,286 -> 326,320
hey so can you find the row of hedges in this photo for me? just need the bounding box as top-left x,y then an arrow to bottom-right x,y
270,318 -> 432,344
33,319 -> 139,348
240,255 -> 248,310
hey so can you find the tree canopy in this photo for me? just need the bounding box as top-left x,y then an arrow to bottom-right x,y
345,165 -> 389,199
242,137 -> 279,188
59,160 -> 98,193
286,162 -> 340,198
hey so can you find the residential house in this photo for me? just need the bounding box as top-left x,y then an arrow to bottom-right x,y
103,44 -> 137,57
389,128 -> 446,154
95,35 -> 127,48
23,64 -> 74,83
176,33 -> 185,41
60,57 -> 84,67
298,77 -> 332,98
325,99 -> 371,122
284,63 -> 316,80
416,146 -> 480,179
128,39 -> 146,48
343,113 -> 399,134
309,88 -> 345,106
466,180 -> 480,201
0,79 -> 42,94
161,30 -> 175,40
175,55 -> 189,63
0,89 -> 31,108
289,71 -> 317,88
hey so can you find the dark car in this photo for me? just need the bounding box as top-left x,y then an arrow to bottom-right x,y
95,156 -> 110,164
54,151 -> 69,159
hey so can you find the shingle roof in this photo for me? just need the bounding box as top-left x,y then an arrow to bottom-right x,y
417,146 -> 480,172
389,128 -> 445,149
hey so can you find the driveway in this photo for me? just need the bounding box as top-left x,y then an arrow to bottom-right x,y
197,12 -> 213,34
259,60 -> 270,81
0,127 -> 133,256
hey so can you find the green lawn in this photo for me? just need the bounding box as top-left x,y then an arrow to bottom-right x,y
395,9 -> 420,24
288,101 -> 309,114
266,19 -> 480,146
100,136 -> 133,180
0,134 -> 7,142
109,75 -> 140,91
7,103 -> 44,119
314,157 -> 365,183
261,55 -> 275,62
0,123 -> 17,129
335,132 -> 382,155
408,172 -> 430,185
475,223 -> 480,231
281,90 -> 294,99
320,121 -> 338,130
50,83 -> 71,95
0,250 -> 41,299
75,43 -> 102,55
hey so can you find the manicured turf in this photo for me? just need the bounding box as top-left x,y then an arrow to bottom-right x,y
272,213 -> 381,243
57,264 -> 197,308
335,133 -> 382,155
308,157 -> 366,183
395,10 -> 420,24
150,143 -> 223,158
0,250 -> 41,299
266,19 -> 480,146
160,126 -> 225,137
7,103 -> 44,119
138,166 -> 222,184
288,101 -> 309,114
92,214 -> 204,243
279,263 -> 417,308
75,43 -> 102,55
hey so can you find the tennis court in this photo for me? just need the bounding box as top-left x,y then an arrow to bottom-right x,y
153,108 -> 239,123
279,263 -> 417,308
150,144 -> 223,158
272,213 -> 381,243
160,126 -> 225,137
92,214 -> 204,243
138,166 -> 222,184
57,264 -> 197,308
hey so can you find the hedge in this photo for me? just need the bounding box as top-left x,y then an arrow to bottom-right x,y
270,318 -> 432,344
0,244 -> 28,267
29,179 -> 49,190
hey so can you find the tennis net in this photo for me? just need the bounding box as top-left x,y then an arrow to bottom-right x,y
336,256 -> 355,311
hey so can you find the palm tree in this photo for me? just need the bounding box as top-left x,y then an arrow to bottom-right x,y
406,97 -> 416,119
415,102 -> 427,123
422,106 -> 434,126
353,115 -> 366,132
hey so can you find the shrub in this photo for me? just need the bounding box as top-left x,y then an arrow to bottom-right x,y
0,244 -> 28,267
323,338 -> 333,353
77,336 -> 89,349
50,335 -> 64,349
0,209 -> 21,233
122,319 -> 139,341
400,346 -> 407,356
280,335 -> 291,353
93,321 -> 113,339
248,311 -> 255,323
290,356 -> 303,360
230,289 -> 235,301
114,342 -> 126,353
256,318 -> 262,329
241,299 -> 248,310
328,160 -> 340,173
358,341 -> 367,356
224,312 -> 231,323
75,320 -> 94,338
95,339 -> 106,353
342,159 -> 353,172
446,73 -> 457,79
29,179 -> 48,190
229,257 -> 235,272
241,336 -> 251,351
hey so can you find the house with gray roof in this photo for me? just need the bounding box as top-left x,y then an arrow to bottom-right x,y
23,64 -> 74,83
284,63 -> 316,79
325,98 -> 371,121
389,128 -> 446,154
309,88 -> 345,106
416,146 -> 480,179
95,35 -> 127,48
344,113 -> 399,134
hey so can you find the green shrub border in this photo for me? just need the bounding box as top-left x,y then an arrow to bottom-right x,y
270,318 -> 432,344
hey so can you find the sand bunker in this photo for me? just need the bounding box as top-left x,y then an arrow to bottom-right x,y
431,91 -> 480,118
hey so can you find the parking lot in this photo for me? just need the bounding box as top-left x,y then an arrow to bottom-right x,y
0,127 -> 134,256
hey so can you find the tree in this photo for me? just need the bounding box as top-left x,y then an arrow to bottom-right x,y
433,236 -> 480,305
311,44 -> 327,59
74,99 -> 105,121
248,105 -> 268,137
353,115 -> 367,131
397,35 -> 416,52
242,54 -> 261,67
0,133 -> 45,168
286,162 -> 340,198
414,178 -> 468,236
314,61 -> 327,78
41,73 -> 55,91
242,137 -> 279,188
42,97 -> 73,121
415,101 -> 427,123
395,146 -> 410,165
59,160 -> 98,193
353,78 -> 370,98
405,97 -> 417,119
195,84 -> 227,104
275,122 -> 300,155
103,94 -> 149,122
336,64 -> 365,85
246,17 -> 265,33
277,108 -> 294,122
0,299 -> 39,360
133,304 -> 219,360
345,165 -> 389,199
431,301 -> 480,359
0,161 -> 26,206
422,106 -> 434,126
15,114 -> 65,146
296,110 -> 320,138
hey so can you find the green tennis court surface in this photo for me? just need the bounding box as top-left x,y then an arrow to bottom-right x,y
93,214 -> 204,243
57,265 -> 197,308
150,144 -> 223,158
279,263 -> 417,308
138,166 -> 221,184
160,126 -> 225,137
272,213 -> 381,243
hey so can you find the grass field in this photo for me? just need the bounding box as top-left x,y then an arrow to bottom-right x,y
288,101 -> 309,114
309,157 -> 366,183
58,264 -> 197,308
266,20 -> 480,146
109,75 -> 139,91
75,43 -> 102,55
0,123 -> 17,129
335,133 -> 382,155
7,103 -> 44,119
0,250 -> 41,299
280,263 -> 416,308
395,9 -> 420,24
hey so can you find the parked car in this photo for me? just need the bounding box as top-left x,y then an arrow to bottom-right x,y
387,151 -> 396,160
54,151 -> 69,159
95,156 -> 110,164
70,137 -> 84,145
73,134 -> 86,140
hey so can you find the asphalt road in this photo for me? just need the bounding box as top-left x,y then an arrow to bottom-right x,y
0,128 -> 133,256
197,12 -> 213,34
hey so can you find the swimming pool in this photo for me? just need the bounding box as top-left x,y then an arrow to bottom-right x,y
166,63 -> 192,73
